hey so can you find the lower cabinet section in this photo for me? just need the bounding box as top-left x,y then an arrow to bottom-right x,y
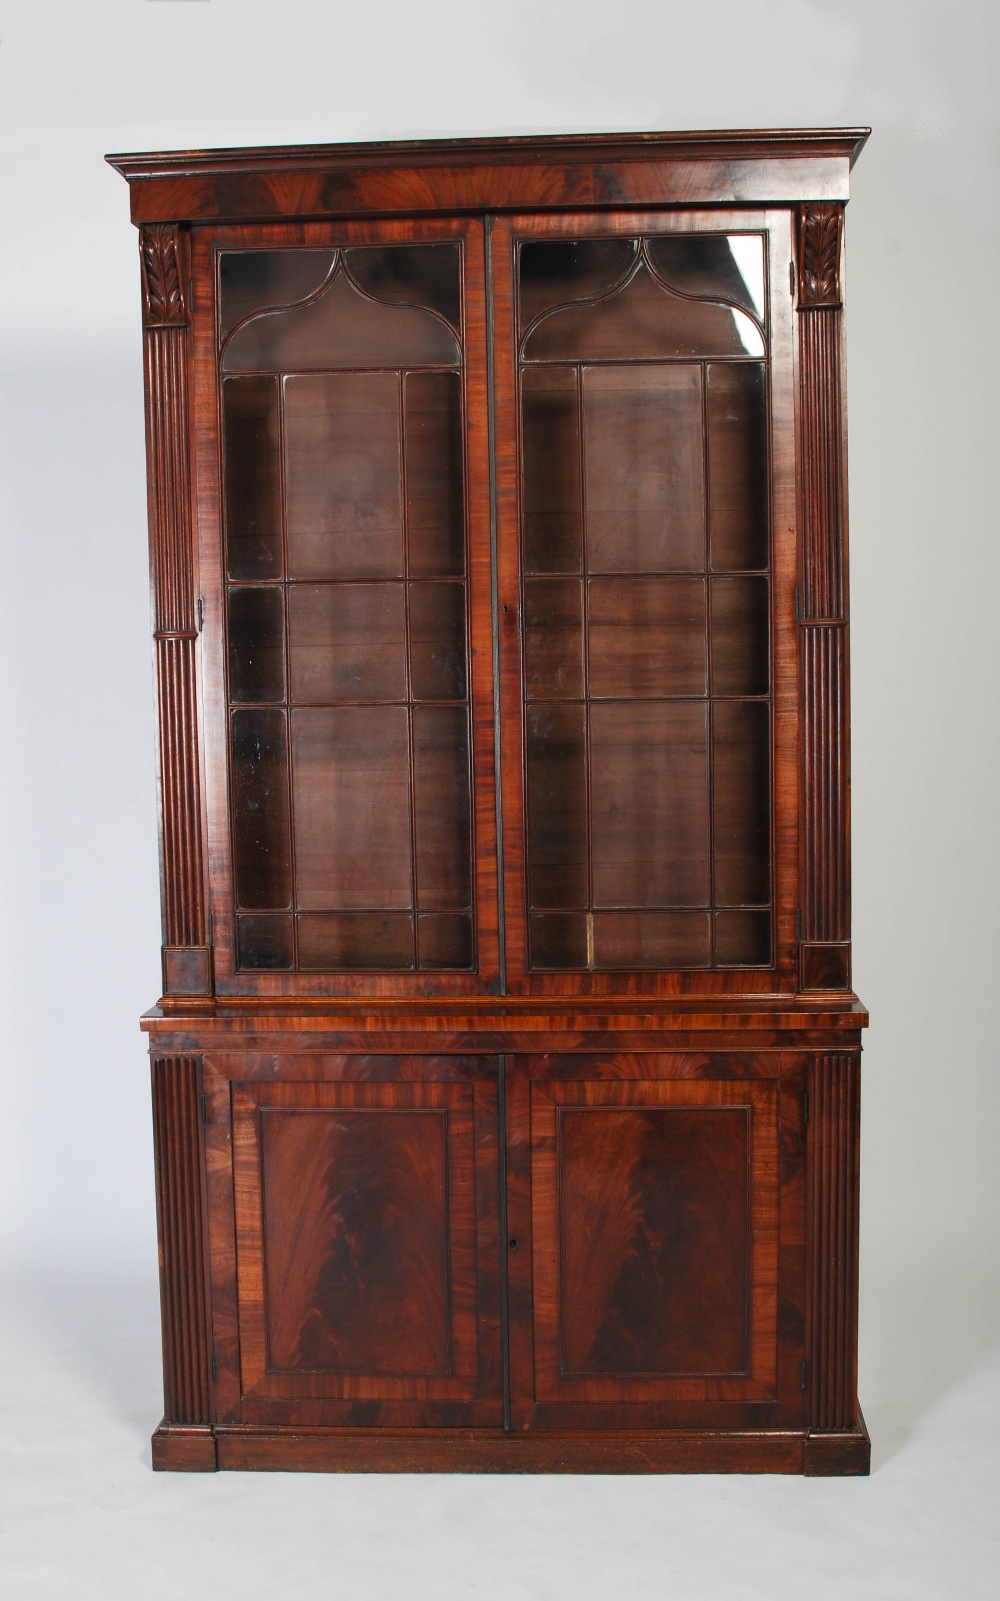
151,1043 -> 867,1474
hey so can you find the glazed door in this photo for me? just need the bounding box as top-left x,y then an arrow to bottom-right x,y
504,1053 -> 807,1431
192,218 -> 501,999
202,1055 -> 503,1428
492,211 -> 800,996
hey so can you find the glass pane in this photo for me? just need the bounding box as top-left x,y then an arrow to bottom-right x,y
526,705 -> 588,908
516,233 -> 774,974
518,238 -> 637,334
525,259 -> 756,362
412,706 -> 472,910
291,706 -> 412,910
708,363 -> 768,571
236,914 -> 293,969
713,701 -> 770,905
405,372 -> 465,577
284,373 -> 403,579
715,908 -> 771,965
228,587 -> 285,704
583,366 -> 705,573
409,582 -> 466,701
222,377 -> 281,580
588,577 -> 706,698
646,235 -> 765,322
523,579 -> 584,699
220,250 -> 334,343
298,913 -> 414,969
710,577 -> 769,696
591,702 -> 710,909
346,243 -> 461,332
288,583 -> 406,703
231,709 -> 292,910
592,911 -> 711,969
417,913 -> 473,969
223,261 -> 460,373
529,912 -> 589,968
522,366 -> 582,574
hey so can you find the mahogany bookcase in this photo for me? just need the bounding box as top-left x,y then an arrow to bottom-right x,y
109,129 -> 870,1474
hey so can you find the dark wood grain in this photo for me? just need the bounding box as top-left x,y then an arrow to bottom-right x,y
151,1057 -> 210,1426
108,129 -> 870,226
505,1054 -> 802,1431
212,1426 -> 816,1473
796,204 -> 851,991
152,1426 -> 218,1471
142,228 -> 210,995
219,1062 -> 502,1427
143,1003 -> 868,1057
119,132 -> 868,1475
807,1053 -> 861,1433
260,1104 -> 451,1374
556,1104 -> 750,1375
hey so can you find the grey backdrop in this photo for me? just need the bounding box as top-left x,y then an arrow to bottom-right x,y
1,3 -> 997,1596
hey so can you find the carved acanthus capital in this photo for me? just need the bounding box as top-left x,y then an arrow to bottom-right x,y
797,203 -> 843,308
140,224 -> 188,326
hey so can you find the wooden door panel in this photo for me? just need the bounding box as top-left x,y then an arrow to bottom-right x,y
205,1056 -> 502,1427
506,1053 -> 805,1430
259,1104 -> 452,1375
556,1104 -> 750,1377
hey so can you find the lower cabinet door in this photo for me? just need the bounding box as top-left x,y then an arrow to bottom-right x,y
203,1055 -> 503,1428
504,1053 -> 807,1431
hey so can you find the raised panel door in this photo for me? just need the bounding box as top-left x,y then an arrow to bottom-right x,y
202,1055 -> 503,1428
505,1053 -> 806,1430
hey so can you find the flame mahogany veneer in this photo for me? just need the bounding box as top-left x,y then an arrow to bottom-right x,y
111,129 -> 870,1475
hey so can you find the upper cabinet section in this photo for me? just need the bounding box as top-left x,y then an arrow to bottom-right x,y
113,133 -> 865,1003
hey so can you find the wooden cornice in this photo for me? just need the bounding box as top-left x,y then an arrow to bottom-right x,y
107,128 -> 871,225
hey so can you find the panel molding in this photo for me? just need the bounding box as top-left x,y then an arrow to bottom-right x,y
141,222 -> 210,993
151,1056 -> 211,1427
519,1073 -> 780,1413
796,203 -> 850,987
806,1053 -> 860,1432
224,1066 -> 503,1427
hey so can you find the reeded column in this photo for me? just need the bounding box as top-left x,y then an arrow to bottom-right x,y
806,1053 -> 862,1441
140,224 -> 211,997
150,1056 -> 215,1467
796,203 -> 851,993
796,209 -> 865,1467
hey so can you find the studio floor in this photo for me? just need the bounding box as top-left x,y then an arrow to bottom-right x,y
1,1261 -> 996,1600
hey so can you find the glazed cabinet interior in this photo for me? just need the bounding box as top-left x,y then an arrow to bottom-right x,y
111,130 -> 870,1475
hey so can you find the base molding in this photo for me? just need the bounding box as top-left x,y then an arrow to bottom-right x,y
804,1409 -> 871,1476
152,1423 -> 219,1471
150,1417 -> 870,1475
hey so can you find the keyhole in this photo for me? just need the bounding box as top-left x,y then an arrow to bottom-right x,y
508,1238 -> 518,1250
